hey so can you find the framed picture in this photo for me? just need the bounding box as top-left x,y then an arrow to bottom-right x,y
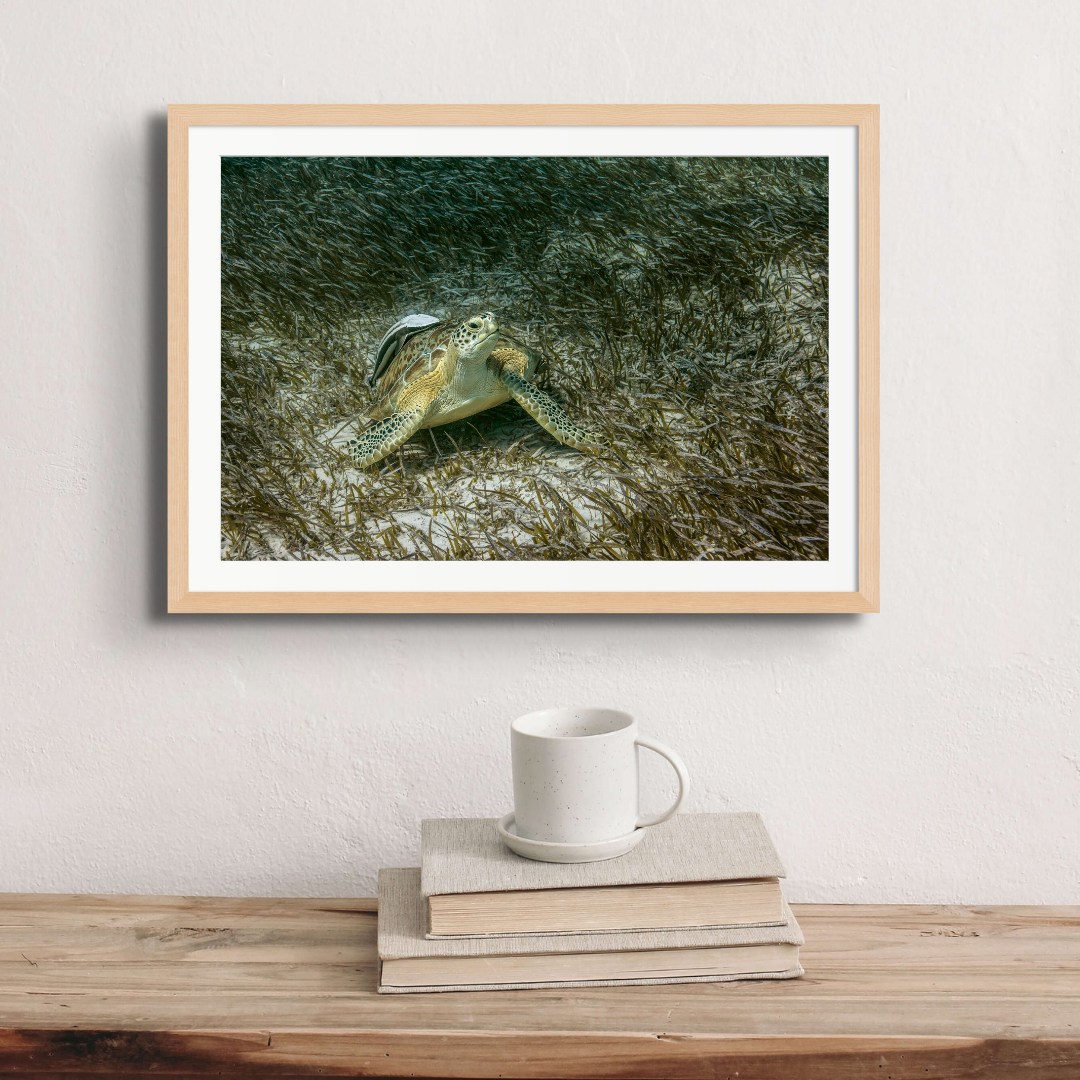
168,105 -> 878,613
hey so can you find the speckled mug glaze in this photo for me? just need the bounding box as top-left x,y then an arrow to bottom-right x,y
510,707 -> 689,845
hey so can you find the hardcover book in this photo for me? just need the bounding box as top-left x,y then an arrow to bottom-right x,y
421,812 -> 786,937
378,867 -> 803,994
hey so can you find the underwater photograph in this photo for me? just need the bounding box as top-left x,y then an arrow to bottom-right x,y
220,155 -> 829,561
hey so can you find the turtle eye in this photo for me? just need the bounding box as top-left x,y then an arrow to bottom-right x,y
468,318 -> 482,330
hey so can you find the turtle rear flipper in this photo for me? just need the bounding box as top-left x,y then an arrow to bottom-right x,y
500,370 -> 603,452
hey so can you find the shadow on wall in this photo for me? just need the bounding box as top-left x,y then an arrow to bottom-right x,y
147,113 -> 168,620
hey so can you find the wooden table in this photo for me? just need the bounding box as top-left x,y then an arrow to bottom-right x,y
0,897 -> 1077,1078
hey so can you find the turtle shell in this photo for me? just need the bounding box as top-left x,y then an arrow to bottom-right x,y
365,319 -> 455,420
368,314 -> 441,387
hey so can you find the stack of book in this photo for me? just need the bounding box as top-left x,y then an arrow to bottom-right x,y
377,812 -> 803,993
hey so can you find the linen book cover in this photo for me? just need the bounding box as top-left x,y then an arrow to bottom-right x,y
378,868 -> 803,994
421,812 -> 786,896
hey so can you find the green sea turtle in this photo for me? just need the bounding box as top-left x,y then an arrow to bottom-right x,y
346,312 -> 603,469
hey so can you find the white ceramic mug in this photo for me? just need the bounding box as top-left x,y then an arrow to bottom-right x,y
510,707 -> 689,845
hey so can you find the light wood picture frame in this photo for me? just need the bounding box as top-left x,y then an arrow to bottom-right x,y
168,105 -> 878,613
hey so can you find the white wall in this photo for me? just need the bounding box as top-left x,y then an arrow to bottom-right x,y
1,0 -> 1077,902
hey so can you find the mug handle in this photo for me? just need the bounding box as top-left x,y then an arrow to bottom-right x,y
634,736 -> 690,828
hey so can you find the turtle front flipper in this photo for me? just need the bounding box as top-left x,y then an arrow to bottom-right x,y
499,370 -> 603,452
347,371 -> 446,468
345,408 -> 428,468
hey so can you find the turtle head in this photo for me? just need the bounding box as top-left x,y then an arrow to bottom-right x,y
449,312 -> 500,366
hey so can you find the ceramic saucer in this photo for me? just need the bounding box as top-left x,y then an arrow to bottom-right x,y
496,812 -> 646,863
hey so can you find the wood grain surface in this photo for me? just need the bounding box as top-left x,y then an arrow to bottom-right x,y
1,896 -> 1077,1077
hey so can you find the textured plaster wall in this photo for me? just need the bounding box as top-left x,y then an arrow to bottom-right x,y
1,1 -> 1078,902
